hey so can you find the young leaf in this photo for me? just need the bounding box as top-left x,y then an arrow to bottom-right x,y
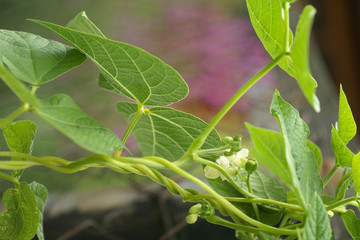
0,30 -> 86,85
246,123 -> 292,186
302,193 -> 332,240
32,19 -> 189,106
289,5 -> 320,112
338,85 -> 357,144
116,102 -> 220,161
66,11 -> 105,37
245,0 -> 292,69
29,182 -> 48,240
353,152 -> 360,193
331,126 -> 354,167
335,172 -> 353,200
341,209 -> 360,239
0,182 -> 40,240
34,94 -> 123,155
2,120 -> 37,178
0,64 -> 39,107
270,90 -> 322,207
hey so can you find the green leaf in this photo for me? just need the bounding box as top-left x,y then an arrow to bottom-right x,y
341,209 -> 360,240
66,11 -> 105,37
29,182 -> 48,240
34,94 -> 123,155
116,102 -> 220,161
331,126 -> 354,167
289,5 -> 320,112
0,64 -> 39,107
33,19 -> 189,106
338,85 -> 357,144
0,30 -> 86,85
306,140 -> 322,171
353,152 -> 360,193
270,90 -> 322,207
2,120 -> 37,178
302,193 -> 331,240
245,0 -> 292,69
0,182 -> 40,240
246,123 -> 293,187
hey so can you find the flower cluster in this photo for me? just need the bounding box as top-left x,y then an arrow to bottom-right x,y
204,148 -> 249,181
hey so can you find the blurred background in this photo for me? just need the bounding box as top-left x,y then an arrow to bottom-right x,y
0,0 -> 359,239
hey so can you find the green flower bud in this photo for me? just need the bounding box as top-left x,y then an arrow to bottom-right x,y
245,158 -> 258,174
221,136 -> 233,146
189,203 -> 202,214
199,200 -> 215,218
224,150 -> 233,156
327,210 -> 334,218
186,214 -> 198,224
233,135 -> 242,142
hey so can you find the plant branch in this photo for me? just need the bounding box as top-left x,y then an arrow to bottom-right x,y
187,53 -> 285,153
323,163 -> 339,188
0,104 -> 29,128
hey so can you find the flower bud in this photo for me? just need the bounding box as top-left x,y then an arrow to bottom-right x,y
221,136 -> 233,146
327,210 -> 334,218
186,214 -> 198,224
245,158 -> 258,174
189,203 -> 202,214
233,135 -> 242,142
227,167 -> 237,176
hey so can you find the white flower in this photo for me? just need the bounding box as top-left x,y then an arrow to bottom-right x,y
232,148 -> 249,168
216,156 -> 230,170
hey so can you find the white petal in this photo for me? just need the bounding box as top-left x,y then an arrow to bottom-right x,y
236,148 -> 249,158
204,166 -> 220,179
216,156 -> 229,169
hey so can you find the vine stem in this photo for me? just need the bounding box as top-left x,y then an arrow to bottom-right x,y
0,103 -> 29,128
247,173 -> 261,221
323,164 -> 339,188
325,196 -> 358,211
187,53 -> 285,153
0,171 -> 19,184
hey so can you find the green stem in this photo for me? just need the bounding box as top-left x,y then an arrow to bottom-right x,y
0,171 -> 19,184
325,197 -> 357,211
0,104 -> 29,128
115,104 -> 144,157
247,173 -> 261,221
206,215 -> 298,236
193,155 -> 256,198
323,163 -> 339,188
196,146 -> 229,156
188,53 -> 285,153
283,2 -> 291,53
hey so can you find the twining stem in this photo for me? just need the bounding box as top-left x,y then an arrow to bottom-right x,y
0,103 -> 29,128
283,2 -> 291,53
246,173 -> 261,221
325,196 -> 358,211
0,171 -> 19,184
188,53 -> 285,153
323,163 -> 340,188
114,105 -> 144,157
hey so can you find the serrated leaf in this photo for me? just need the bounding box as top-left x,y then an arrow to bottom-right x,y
0,64 -> 39,107
66,11 -> 105,37
33,19 -> 189,106
2,120 -> 37,178
0,182 -> 40,240
0,30 -> 86,85
116,102 -> 220,161
341,209 -> 360,240
270,90 -> 322,207
338,85 -> 357,144
245,0 -> 292,70
34,94 -> 123,155
29,182 -> 48,240
302,193 -> 331,240
246,123 -> 292,186
289,5 -> 320,112
353,152 -> 360,193
331,126 -> 354,167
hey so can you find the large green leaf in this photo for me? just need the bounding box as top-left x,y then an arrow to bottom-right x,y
245,0 -> 292,70
0,30 -> 86,85
270,90 -> 322,207
289,6 -> 319,112
331,126 -> 354,167
246,123 -> 292,186
341,209 -> 360,240
353,152 -> 360,193
29,182 -> 48,240
0,64 -> 39,107
2,120 -> 37,178
34,94 -> 123,155
302,193 -> 331,240
338,85 -> 357,144
116,102 -> 220,161
0,182 -> 40,240
33,19 -> 189,106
